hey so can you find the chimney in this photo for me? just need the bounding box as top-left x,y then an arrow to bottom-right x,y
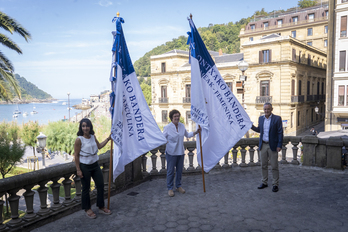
219,48 -> 223,56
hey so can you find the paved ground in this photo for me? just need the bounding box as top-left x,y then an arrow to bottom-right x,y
32,164 -> 348,232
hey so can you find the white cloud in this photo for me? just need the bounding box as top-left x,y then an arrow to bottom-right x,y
98,0 -> 113,7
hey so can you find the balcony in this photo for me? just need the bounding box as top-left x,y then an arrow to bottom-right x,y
158,97 -> 168,103
307,95 -> 314,102
182,97 -> 191,103
291,95 -> 304,103
256,96 -> 272,104
319,94 -> 326,101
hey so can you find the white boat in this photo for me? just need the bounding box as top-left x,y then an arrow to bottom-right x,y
12,114 -> 18,118
52,101 -> 58,103
23,112 -> 28,116
13,104 -> 21,114
30,106 -> 38,114
62,102 -> 67,105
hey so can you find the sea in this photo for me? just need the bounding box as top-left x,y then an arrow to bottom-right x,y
0,99 -> 83,125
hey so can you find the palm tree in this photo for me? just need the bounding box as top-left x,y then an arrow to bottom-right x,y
0,11 -> 31,101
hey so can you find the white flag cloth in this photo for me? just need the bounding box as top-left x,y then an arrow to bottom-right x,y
187,18 -> 252,173
110,17 -> 166,180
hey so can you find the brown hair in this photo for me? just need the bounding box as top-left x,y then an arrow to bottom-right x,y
169,109 -> 181,121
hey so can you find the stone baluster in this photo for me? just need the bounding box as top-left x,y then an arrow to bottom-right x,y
62,175 -> 73,206
22,185 -> 37,221
159,147 -> 166,173
50,178 -> 62,210
0,192 -> 6,230
6,189 -> 21,228
291,142 -> 300,165
239,145 -> 248,167
101,163 -> 109,191
37,181 -> 51,216
150,149 -> 158,174
141,154 -> 148,174
248,146 -> 255,166
73,175 -> 82,202
214,160 -> 221,169
222,151 -> 230,168
187,147 -> 195,171
280,141 -> 289,164
232,147 -> 238,167
255,148 -> 261,165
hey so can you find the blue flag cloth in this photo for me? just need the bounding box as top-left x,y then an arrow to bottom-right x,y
187,18 -> 253,173
110,16 -> 166,180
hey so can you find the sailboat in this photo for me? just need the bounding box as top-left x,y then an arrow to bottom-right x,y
30,105 -> 38,114
13,104 -> 21,114
23,112 -> 29,116
12,114 -> 18,118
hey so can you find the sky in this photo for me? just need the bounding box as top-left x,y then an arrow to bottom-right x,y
1,0 -> 299,99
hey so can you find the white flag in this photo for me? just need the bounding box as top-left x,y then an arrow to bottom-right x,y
110,17 -> 166,180
187,18 -> 253,173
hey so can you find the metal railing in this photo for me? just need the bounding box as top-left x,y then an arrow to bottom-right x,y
158,97 -> 168,103
291,95 -> 305,103
307,95 -> 314,101
182,97 -> 191,103
256,96 -> 272,104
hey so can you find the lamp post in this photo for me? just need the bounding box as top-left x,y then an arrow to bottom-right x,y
238,60 -> 249,109
37,132 -> 47,168
67,92 -> 71,121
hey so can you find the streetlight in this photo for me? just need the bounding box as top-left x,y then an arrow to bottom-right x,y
67,92 -> 71,121
238,60 -> 249,138
37,132 -> 47,168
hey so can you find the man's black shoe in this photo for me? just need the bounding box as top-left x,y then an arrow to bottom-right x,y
257,184 -> 268,189
272,186 -> 279,192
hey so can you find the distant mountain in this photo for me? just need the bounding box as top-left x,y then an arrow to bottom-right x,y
14,74 -> 52,100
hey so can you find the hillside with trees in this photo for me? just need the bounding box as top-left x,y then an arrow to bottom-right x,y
14,74 -> 52,100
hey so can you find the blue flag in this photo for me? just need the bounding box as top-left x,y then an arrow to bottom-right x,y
187,18 -> 252,172
110,16 -> 166,179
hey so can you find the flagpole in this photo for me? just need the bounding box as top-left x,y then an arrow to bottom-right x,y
107,12 -> 120,210
198,125 -> 206,192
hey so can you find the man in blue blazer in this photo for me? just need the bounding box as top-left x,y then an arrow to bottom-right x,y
251,103 -> 283,192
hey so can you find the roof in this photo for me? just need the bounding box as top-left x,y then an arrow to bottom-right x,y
215,53 -> 244,63
163,49 -> 189,55
260,33 -> 281,40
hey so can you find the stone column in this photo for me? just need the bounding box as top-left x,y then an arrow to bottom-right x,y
248,146 -> 255,166
159,147 -> 166,173
101,163 -> 109,192
141,154 -> 148,174
22,185 -> 37,221
187,147 -> 196,171
150,149 -> 158,174
0,192 -> 6,230
316,138 -> 327,167
290,137 -> 302,165
62,175 -> 73,206
280,138 -> 289,164
222,151 -> 230,168
302,135 -> 318,166
6,189 -> 21,228
37,181 -> 51,216
50,178 -> 62,210
73,175 -> 82,202
232,147 -> 238,167
326,137 -> 343,169
239,145 -> 248,167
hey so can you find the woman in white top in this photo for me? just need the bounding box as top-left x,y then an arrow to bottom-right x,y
74,118 -> 112,219
163,109 -> 201,197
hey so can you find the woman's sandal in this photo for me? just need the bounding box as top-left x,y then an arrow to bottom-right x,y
99,207 -> 112,215
85,210 -> 97,219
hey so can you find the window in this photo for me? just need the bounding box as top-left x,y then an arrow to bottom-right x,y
260,80 -> 270,96
341,16 -> 347,37
161,62 -> 166,73
339,85 -> 345,106
297,111 -> 300,126
161,86 -> 167,98
250,24 -> 255,30
317,82 -> 320,96
292,49 -> 296,62
299,80 -> 302,95
324,40 -> 327,47
186,111 -> 191,124
185,84 -> 191,98
292,16 -> 298,24
307,81 -> 310,95
311,109 -> 313,122
322,82 -> 324,95
308,54 -> 311,65
308,28 -> 313,36
259,50 -> 272,63
264,22 -> 269,29
340,51 -> 346,71
277,19 -> 283,27
308,13 -> 315,21
307,42 -> 312,46
226,82 -> 233,92
324,25 -> 328,34
343,0 -> 348,3
291,30 -> 296,38
291,79 -> 295,95
325,11 -> 328,18
249,37 -> 253,41
162,110 -> 168,122
299,51 -> 302,63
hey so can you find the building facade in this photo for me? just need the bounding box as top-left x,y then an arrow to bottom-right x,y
326,0 -> 348,131
151,35 -> 327,135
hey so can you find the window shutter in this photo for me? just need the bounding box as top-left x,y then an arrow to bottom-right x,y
292,49 -> 296,61
299,80 -> 302,95
259,51 -> 263,63
269,50 -> 272,62
340,51 -> 346,71
291,79 -> 295,95
341,16 -> 347,33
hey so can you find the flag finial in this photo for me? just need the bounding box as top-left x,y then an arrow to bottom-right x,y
117,12 -> 120,17
190,14 -> 192,19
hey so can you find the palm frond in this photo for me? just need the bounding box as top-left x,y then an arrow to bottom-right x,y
0,12 -> 14,34
0,11 -> 31,41
0,34 -> 22,54
0,80 -> 10,101
0,51 -> 14,71
0,69 -> 20,98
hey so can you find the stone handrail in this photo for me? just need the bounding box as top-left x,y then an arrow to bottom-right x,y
0,135 -> 345,231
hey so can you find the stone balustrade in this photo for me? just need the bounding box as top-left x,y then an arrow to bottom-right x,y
0,135 -> 346,231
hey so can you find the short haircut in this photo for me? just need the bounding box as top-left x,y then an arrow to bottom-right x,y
169,109 -> 181,121
264,102 -> 273,108
77,118 -> 95,136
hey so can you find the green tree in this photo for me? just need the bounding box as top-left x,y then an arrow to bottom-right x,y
21,121 -> 40,170
0,121 -> 26,213
141,82 -> 151,106
0,11 -> 31,101
298,0 -> 317,8
92,115 -> 111,155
